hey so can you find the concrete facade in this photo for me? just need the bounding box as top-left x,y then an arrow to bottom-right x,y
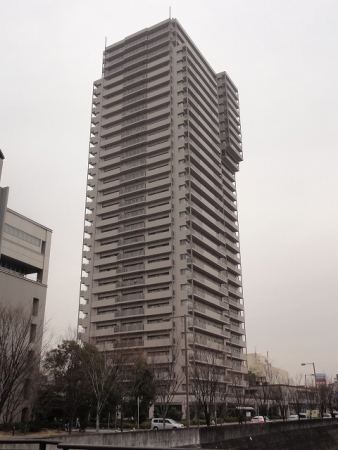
0,151 -> 52,421
78,18 -> 247,407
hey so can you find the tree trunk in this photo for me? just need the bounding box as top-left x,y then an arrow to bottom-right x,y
120,409 -> 124,432
204,406 -> 210,426
69,413 -> 74,433
96,408 -> 100,432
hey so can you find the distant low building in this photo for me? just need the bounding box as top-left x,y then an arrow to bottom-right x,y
315,373 -> 327,385
247,352 -> 289,384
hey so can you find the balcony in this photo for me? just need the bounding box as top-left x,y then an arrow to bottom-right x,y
229,298 -> 244,311
117,249 -> 145,260
145,320 -> 172,332
116,263 -> 145,274
189,335 -> 226,352
116,278 -> 145,288
228,285 -> 243,299
115,307 -> 144,318
230,310 -> 245,323
117,236 -> 145,247
114,323 -> 144,333
115,292 -> 145,303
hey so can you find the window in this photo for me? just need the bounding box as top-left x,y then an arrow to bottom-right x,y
181,269 -> 188,275
32,298 -> 39,316
179,159 -> 185,164
148,287 -> 169,293
148,272 -> 169,278
178,113 -> 184,118
181,284 -> 189,290
180,225 -> 187,231
23,379 -> 30,399
179,198 -> 186,204
178,135 -> 185,141
148,302 -> 170,308
179,185 -> 186,191
180,254 -> 187,260
4,224 -> 41,247
29,324 -> 37,343
179,172 -> 185,177
147,334 -> 169,340
178,147 -> 185,152
180,239 -> 188,245
178,102 -> 184,107
179,211 -> 187,217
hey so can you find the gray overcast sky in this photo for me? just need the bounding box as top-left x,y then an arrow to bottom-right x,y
1,0 -> 337,380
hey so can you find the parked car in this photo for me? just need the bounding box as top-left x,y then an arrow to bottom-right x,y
151,418 -> 184,430
322,413 -> 332,419
250,416 -> 265,424
289,413 -> 308,420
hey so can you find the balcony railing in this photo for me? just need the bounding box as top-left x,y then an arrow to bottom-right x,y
116,278 -> 145,288
115,308 -> 144,317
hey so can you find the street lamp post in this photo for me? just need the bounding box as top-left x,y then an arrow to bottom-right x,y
305,374 -> 314,387
301,363 -> 317,389
171,314 -> 190,428
183,314 -> 190,428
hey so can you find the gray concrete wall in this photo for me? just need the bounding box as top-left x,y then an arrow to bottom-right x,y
1,421 -> 337,450
201,424 -> 338,449
46,428 -> 200,449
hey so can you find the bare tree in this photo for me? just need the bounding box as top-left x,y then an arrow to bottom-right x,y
270,382 -> 290,420
288,375 -> 307,416
81,341 -> 130,432
253,369 -> 282,417
325,381 -> 338,414
229,372 -> 252,421
0,303 -> 46,422
217,382 -> 229,425
151,338 -> 184,426
190,353 -> 223,426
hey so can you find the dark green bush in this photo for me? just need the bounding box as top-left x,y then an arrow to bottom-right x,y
191,419 -> 206,425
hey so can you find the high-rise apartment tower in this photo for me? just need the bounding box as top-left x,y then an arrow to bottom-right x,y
79,19 -> 247,407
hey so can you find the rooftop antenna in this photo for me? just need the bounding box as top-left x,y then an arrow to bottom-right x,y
169,6 -> 171,19
102,37 -> 107,78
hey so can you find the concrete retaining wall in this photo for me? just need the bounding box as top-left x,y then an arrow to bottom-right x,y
200,419 -> 337,444
1,420 -> 337,450
201,425 -> 338,449
48,428 -> 200,449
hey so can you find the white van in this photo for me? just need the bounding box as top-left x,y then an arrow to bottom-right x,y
151,418 -> 184,430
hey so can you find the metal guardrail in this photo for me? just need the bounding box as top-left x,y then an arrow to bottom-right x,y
58,446 -> 185,450
0,439 -> 59,450
0,439 -> 190,450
